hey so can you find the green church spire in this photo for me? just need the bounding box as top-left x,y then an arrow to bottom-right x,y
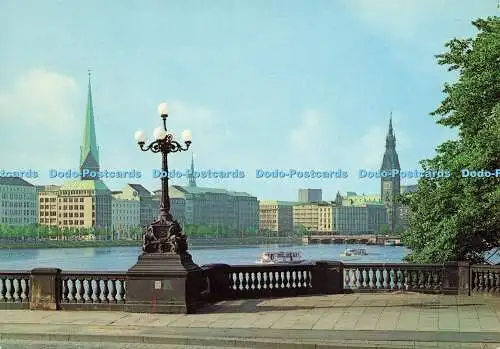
80,70 -> 100,178
188,153 -> 197,187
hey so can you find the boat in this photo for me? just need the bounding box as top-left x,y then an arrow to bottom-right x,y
257,251 -> 305,264
341,248 -> 368,256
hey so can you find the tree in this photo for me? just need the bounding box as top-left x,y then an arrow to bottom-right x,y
401,17 -> 500,264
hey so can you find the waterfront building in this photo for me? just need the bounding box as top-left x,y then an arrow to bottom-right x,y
169,185 -> 258,232
335,192 -> 388,234
0,177 -> 37,225
118,184 -> 152,227
37,73 -> 112,230
111,191 -> 140,233
259,200 -> 295,234
380,114 -> 401,233
152,189 -> 185,226
293,202 -> 333,234
298,189 -> 322,203
37,185 -> 59,226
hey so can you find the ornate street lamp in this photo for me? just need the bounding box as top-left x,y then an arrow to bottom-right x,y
134,102 -> 192,254
127,102 -> 203,314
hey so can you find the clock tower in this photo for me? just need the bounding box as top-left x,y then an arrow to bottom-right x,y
380,113 -> 401,233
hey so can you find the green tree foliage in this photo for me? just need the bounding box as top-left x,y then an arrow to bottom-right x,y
401,17 -> 500,264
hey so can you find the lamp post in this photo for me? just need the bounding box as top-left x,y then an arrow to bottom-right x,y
134,102 -> 192,254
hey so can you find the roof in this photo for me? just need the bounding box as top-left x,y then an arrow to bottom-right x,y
80,73 -> 100,171
59,179 -> 110,192
259,200 -> 298,206
171,185 -> 256,198
0,177 -> 34,187
127,184 -> 151,196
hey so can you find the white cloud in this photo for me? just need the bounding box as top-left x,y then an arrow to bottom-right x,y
0,69 -> 80,172
344,0 -> 450,41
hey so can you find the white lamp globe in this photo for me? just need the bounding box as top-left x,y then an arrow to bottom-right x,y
182,129 -> 192,142
153,127 -> 168,140
157,102 -> 169,116
134,130 -> 146,143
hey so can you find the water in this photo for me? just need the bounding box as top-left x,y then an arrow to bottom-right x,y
0,244 -> 409,271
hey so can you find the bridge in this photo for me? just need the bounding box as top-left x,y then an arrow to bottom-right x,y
302,234 -> 403,245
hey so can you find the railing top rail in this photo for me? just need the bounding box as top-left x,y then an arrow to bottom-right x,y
471,264 -> 500,270
0,270 -> 31,275
219,263 -> 315,268
343,263 -> 445,268
60,271 -> 128,276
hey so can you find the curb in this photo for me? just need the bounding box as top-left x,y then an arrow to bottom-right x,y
2,332 -> 500,349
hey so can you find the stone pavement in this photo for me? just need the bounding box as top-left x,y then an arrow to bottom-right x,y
1,293 -> 500,348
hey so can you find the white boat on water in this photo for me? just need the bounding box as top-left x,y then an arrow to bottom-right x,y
341,248 -> 368,257
257,251 -> 305,264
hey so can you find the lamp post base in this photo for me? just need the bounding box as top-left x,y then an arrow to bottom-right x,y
126,252 -> 205,314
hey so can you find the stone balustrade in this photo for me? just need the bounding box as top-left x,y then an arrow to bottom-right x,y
0,261 -> 498,312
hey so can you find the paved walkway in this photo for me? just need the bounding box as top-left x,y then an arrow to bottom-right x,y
1,293 -> 500,348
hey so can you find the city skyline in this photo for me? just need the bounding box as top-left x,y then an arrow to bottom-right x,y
0,1 -> 496,201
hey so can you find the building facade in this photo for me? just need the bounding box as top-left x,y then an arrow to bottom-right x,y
298,189 -> 322,203
0,177 -> 37,225
117,184 -> 152,227
170,185 -> 258,232
380,114 -> 401,233
259,200 -> 295,234
111,191 -> 140,233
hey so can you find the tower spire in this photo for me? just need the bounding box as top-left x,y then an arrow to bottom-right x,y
188,153 -> 196,187
80,70 -> 100,179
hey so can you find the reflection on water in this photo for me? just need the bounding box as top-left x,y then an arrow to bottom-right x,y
0,244 -> 410,271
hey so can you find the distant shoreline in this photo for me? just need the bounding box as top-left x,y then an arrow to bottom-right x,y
0,237 -> 303,250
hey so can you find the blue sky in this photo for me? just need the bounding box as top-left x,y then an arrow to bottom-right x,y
0,0 -> 497,201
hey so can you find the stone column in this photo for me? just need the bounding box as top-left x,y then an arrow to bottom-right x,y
30,268 -> 61,310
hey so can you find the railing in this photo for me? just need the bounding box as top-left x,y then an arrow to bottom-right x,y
0,271 -> 30,309
202,263 -> 317,300
343,263 -> 444,293
0,262 -> 498,312
59,271 -> 127,310
471,264 -> 500,295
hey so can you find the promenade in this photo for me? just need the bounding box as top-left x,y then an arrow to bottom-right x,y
1,293 -> 500,348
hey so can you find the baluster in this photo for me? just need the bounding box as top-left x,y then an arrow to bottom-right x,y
75,279 -> 84,302
256,272 -> 262,290
61,280 -> 68,302
290,270 -> 296,288
472,271 -> 478,292
100,279 -> 109,303
478,272 -> 484,292
67,279 -> 75,302
120,280 -> 126,302
20,279 -> 27,302
403,270 -> 409,290
5,279 -> 12,301
296,270 -> 303,288
108,280 -> 117,302
344,269 -> 350,288
250,272 -> 256,290
12,279 -> 20,302
265,272 -> 272,289
425,271 -> 432,289
495,271 -> 500,293
240,272 -> 247,291
285,270 -> 291,288
487,271 -> 493,293
228,273 -> 235,290
418,270 -> 425,289
351,269 -> 358,289
234,272 -> 241,291
0,278 -> 5,302
382,269 -> 389,289
92,279 -> 101,303
376,269 -> 383,288
83,279 -> 91,302
358,269 -> 365,288
307,270 -> 313,287
275,271 -> 283,289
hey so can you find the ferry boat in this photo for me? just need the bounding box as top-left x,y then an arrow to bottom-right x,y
341,248 -> 368,257
257,251 -> 305,264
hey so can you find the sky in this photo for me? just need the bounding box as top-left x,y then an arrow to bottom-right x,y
0,0 -> 498,201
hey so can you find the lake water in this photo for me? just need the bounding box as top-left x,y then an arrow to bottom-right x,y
0,244 -> 409,271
